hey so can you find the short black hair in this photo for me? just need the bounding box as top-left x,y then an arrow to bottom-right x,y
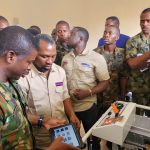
106,16 -> 120,25
51,28 -> 57,35
34,34 -> 55,50
27,28 -> 40,36
141,8 -> 150,14
29,25 -> 41,34
0,26 -> 35,56
73,27 -> 89,43
0,16 -> 8,23
56,20 -> 70,29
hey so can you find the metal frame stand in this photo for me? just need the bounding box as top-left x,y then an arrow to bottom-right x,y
82,103 -> 150,150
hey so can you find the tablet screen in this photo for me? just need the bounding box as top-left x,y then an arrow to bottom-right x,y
53,124 -> 79,147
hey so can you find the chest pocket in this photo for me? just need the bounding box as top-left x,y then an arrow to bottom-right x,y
77,63 -> 95,81
29,80 -> 47,101
54,81 -> 64,102
138,43 -> 149,53
1,105 -> 23,137
111,54 -> 124,71
55,85 -> 63,93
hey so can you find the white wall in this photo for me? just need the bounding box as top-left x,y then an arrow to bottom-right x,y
0,0 -> 149,49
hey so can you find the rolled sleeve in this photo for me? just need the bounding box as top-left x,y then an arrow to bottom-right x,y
126,38 -> 138,60
95,54 -> 110,81
62,70 -> 70,100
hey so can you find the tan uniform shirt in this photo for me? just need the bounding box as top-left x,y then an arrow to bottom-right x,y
18,64 -> 69,149
62,49 -> 110,112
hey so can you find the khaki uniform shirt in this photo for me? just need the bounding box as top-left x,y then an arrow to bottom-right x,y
0,81 -> 32,150
126,32 -> 150,106
19,64 -> 69,149
62,49 -> 110,112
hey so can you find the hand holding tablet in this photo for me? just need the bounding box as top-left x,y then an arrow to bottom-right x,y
50,123 -> 84,148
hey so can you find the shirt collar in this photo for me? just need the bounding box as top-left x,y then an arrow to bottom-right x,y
101,45 -> 121,54
140,32 -> 150,42
31,63 -> 57,78
69,49 -> 89,57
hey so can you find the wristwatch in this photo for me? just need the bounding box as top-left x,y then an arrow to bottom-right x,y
38,115 -> 43,128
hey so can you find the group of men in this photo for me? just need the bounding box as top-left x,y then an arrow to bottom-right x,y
0,17 -> 79,150
0,7 -> 150,150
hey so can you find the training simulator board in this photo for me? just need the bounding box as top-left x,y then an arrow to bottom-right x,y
92,101 -> 136,145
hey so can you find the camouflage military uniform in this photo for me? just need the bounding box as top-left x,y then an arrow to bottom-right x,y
0,81 -> 33,150
126,32 -> 150,116
95,46 -> 127,114
55,41 -> 72,66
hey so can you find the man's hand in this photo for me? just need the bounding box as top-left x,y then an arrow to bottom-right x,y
69,114 -> 81,130
63,99 -> 81,130
47,137 -> 80,150
145,144 -> 150,150
43,118 -> 66,130
73,89 -> 90,100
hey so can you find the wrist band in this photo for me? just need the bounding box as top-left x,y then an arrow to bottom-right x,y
88,89 -> 93,97
38,115 -> 43,128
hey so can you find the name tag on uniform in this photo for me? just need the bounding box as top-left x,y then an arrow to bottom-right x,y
81,63 -> 92,68
55,82 -> 63,86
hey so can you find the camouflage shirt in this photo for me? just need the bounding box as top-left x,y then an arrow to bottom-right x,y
0,81 -> 33,150
95,46 -> 127,108
55,41 -> 72,66
126,32 -> 150,106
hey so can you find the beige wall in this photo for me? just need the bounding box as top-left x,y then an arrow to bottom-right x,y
0,0 -> 149,49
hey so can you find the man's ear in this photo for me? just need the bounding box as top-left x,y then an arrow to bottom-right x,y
6,51 -> 17,64
80,36 -> 84,42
